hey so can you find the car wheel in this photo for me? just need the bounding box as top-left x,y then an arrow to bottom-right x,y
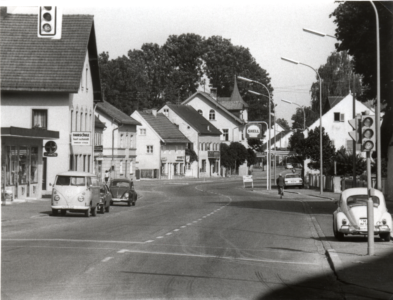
333,220 -> 344,241
91,205 -> 97,217
380,232 -> 391,242
101,204 -> 105,214
84,206 -> 90,218
61,210 -> 67,216
110,201 -> 113,206
128,200 -> 132,207
52,209 -> 58,216
105,204 -> 110,213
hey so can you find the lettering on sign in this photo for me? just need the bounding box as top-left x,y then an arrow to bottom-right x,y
71,132 -> 91,146
245,124 -> 262,139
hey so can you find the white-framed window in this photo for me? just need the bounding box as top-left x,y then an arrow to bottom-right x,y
120,160 -> 123,174
334,112 -> 345,122
32,109 -> 48,129
120,134 -> 124,148
130,135 -> 134,148
209,109 -> 215,120
129,160 -> 133,174
140,128 -> 146,135
222,129 -> 229,141
163,108 -> 169,117
206,143 -> 210,151
147,145 -> 153,154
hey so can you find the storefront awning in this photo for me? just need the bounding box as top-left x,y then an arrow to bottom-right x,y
1,126 -> 59,140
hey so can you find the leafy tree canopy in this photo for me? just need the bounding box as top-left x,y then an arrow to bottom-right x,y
291,106 -> 319,130
246,148 -> 257,167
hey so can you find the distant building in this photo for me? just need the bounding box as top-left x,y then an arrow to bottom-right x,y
159,103 -> 222,178
95,101 -> 140,182
131,109 -> 190,179
1,9 -> 103,198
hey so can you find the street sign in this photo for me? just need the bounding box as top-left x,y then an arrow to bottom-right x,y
245,124 -> 262,139
243,175 -> 253,188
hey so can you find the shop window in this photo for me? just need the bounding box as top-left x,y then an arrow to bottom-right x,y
30,147 -> 38,183
18,146 -> 29,184
32,109 -> 47,129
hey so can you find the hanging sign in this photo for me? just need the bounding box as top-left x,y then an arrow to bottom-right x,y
246,124 -> 262,139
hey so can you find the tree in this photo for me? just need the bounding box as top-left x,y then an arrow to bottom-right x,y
309,51 -> 363,115
247,138 -> 263,153
330,2 -> 393,156
220,143 -> 234,170
291,106 -> 319,130
289,127 -> 335,172
275,118 -> 290,131
228,142 -> 248,172
334,146 -> 366,177
246,148 -> 257,167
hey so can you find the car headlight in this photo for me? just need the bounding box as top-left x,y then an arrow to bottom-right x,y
54,195 -> 60,201
123,193 -> 129,199
342,219 -> 347,225
78,196 -> 84,202
382,219 -> 387,225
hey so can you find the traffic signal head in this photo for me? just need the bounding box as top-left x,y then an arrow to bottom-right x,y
361,115 -> 375,152
38,7 -> 62,39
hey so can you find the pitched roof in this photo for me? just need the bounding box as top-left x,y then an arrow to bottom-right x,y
182,91 -> 244,124
139,112 -> 190,144
96,101 -> 140,126
1,13 -> 102,100
165,104 -> 222,136
327,96 -> 344,110
217,77 -> 249,110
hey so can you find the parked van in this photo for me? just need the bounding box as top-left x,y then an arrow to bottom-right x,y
51,171 -> 100,217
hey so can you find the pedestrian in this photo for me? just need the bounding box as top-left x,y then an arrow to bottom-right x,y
276,174 -> 285,199
105,170 -> 109,184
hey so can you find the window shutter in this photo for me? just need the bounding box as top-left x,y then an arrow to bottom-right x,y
340,114 -> 345,122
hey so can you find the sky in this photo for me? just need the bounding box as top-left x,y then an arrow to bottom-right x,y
7,0 -> 339,126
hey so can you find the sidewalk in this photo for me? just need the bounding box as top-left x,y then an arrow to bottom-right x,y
252,186 -> 393,298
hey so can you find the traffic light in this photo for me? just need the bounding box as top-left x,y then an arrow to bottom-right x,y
361,115 -> 376,152
348,115 -> 361,143
38,7 -> 62,39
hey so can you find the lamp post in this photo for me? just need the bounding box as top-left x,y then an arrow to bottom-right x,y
281,99 -> 306,130
245,87 -> 272,190
281,57 -> 323,194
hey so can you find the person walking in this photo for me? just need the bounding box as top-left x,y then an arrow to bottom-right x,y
276,174 -> 285,199
104,170 -> 109,184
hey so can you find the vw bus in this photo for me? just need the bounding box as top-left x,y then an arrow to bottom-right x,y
51,171 -> 100,217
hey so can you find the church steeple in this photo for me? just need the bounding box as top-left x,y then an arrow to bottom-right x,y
229,75 -> 248,107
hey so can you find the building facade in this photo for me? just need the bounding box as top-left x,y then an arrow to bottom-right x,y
1,11 -> 103,198
159,103 -> 222,178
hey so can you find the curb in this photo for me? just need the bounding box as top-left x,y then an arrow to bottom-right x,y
305,194 -> 336,201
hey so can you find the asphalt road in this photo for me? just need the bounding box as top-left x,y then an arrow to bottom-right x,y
1,178 -> 367,300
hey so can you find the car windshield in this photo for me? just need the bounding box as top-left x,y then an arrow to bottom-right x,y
111,181 -> 130,188
285,175 -> 298,179
347,195 -> 380,208
56,176 -> 85,186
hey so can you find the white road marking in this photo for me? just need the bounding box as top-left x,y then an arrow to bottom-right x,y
203,216 -> 207,218
198,219 -> 202,221
145,240 -> 154,243
157,236 -> 164,239
102,257 -> 113,262
173,229 -> 179,232
118,249 -> 129,253
187,223 -> 192,225
116,249 -> 317,266
166,233 -> 172,236
181,226 -> 186,228
2,238 -> 145,244
85,267 -> 95,273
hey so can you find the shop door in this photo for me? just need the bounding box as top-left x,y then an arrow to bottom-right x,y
42,157 -> 47,190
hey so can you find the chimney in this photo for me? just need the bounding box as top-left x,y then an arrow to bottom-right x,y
152,108 -> 157,116
1,7 -> 7,18
210,87 -> 217,100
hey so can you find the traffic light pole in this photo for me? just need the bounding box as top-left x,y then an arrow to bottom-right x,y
366,151 -> 374,256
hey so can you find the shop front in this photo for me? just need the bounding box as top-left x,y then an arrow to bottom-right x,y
208,151 -> 220,176
1,127 -> 59,200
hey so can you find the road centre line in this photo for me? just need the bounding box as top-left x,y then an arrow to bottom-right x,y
117,249 -> 318,266
173,229 -> 179,231
102,257 -> 113,262
2,238 -> 145,244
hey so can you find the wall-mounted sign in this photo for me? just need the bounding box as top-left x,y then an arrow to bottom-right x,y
176,156 -> 184,160
246,124 -> 262,139
94,145 -> 103,152
208,151 -> 220,159
71,132 -> 91,146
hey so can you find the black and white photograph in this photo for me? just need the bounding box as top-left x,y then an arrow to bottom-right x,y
1,1 -> 393,299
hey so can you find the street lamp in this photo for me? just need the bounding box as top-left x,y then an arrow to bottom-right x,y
244,87 -> 272,190
281,57 -> 323,194
303,28 -> 335,38
281,99 -> 306,130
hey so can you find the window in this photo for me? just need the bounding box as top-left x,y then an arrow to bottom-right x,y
129,161 -> 133,174
83,155 -> 86,172
130,135 -> 134,148
140,128 -> 146,135
120,160 -> 123,174
89,114 -> 92,131
209,109 -> 215,120
71,110 -> 74,131
76,110 -> 79,131
201,159 -> 206,172
334,112 -> 345,122
120,134 -> 124,148
222,129 -> 229,141
85,113 -> 88,131
80,112 -> 83,131
163,108 -> 169,117
206,143 -> 210,151
85,66 -> 88,92
147,145 -> 153,154
32,109 -> 47,129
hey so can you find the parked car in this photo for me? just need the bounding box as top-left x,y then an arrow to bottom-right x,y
109,178 -> 137,206
51,171 -> 100,217
99,183 -> 112,213
285,163 -> 293,169
284,173 -> 303,189
333,188 -> 392,241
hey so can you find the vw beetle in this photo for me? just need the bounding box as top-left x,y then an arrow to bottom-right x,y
333,188 -> 392,241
